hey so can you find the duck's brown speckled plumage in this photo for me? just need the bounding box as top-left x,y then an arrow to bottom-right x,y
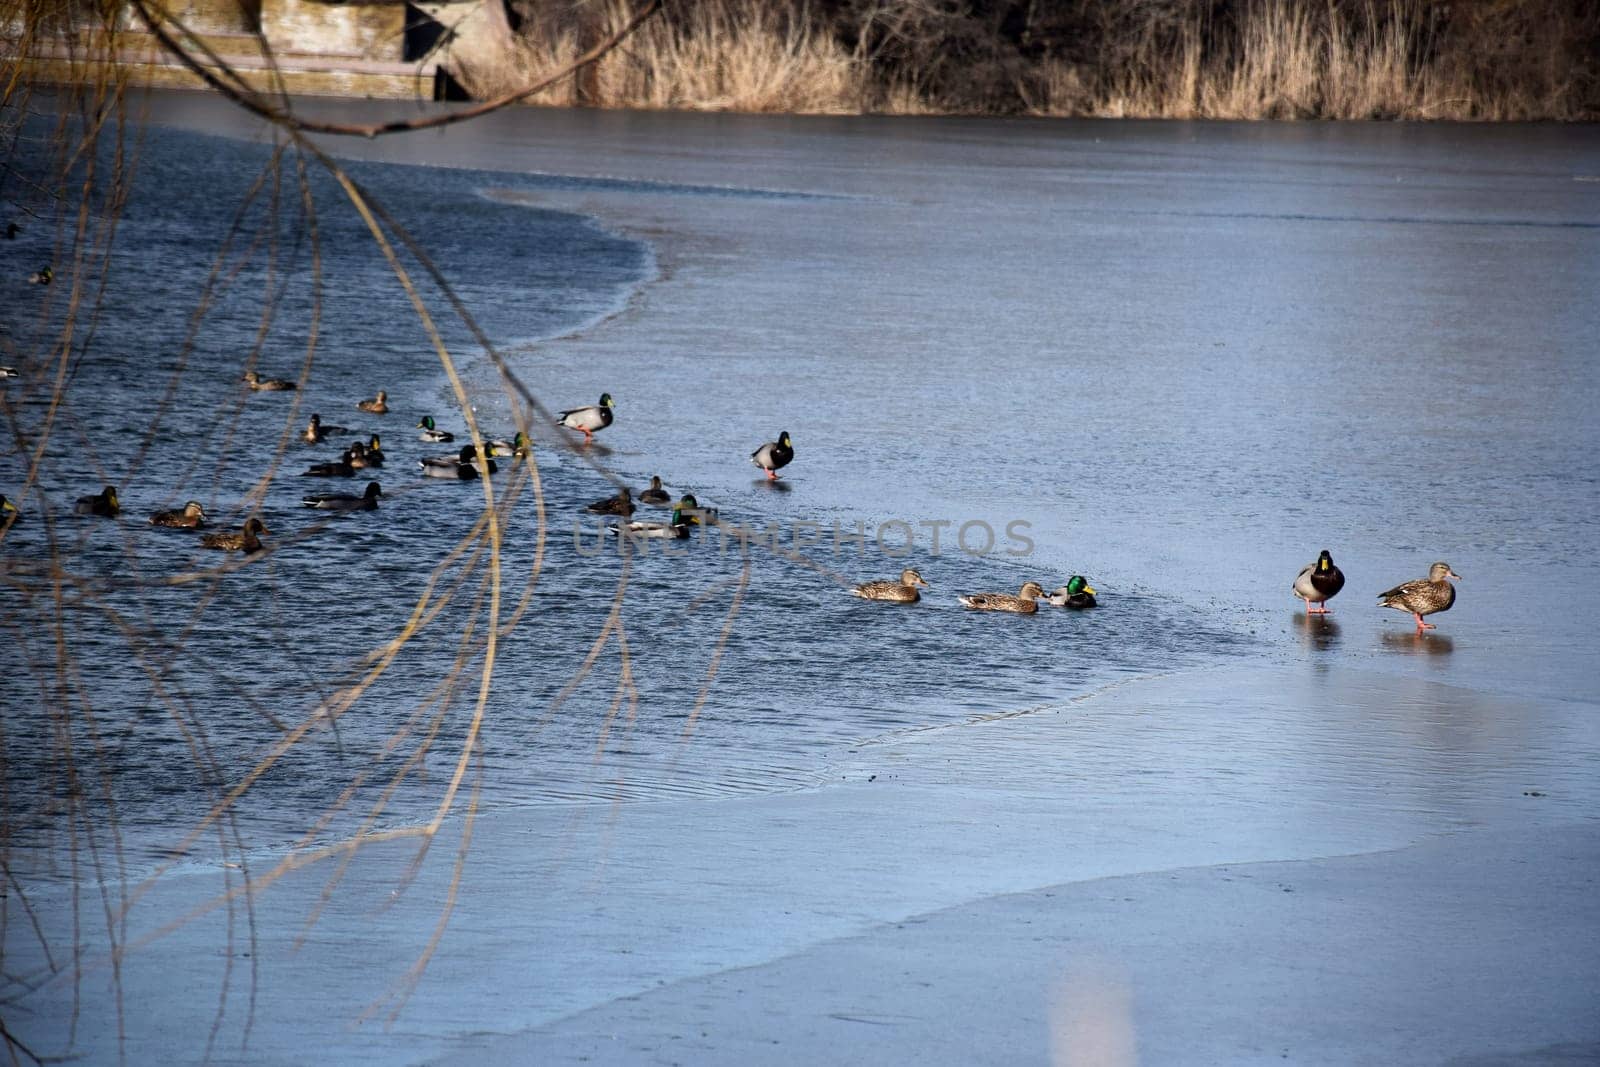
851,568 -> 929,603
1378,561 -> 1460,631
959,581 -> 1045,614
200,517 -> 269,553
149,501 -> 207,529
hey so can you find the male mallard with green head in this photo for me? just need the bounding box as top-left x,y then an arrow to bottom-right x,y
357,390 -> 389,414
1292,549 -> 1345,614
751,430 -> 793,481
1,494 -> 19,528
556,393 -> 615,444
851,568 -> 929,603
201,517 -> 269,553
75,485 -> 120,517
303,481 -> 381,512
243,370 -> 296,391
614,496 -> 698,540
421,444 -> 494,478
149,501 -> 207,529
1047,576 -> 1097,609
959,581 -> 1045,614
1378,562 -> 1460,633
488,431 -> 529,458
28,266 -> 52,285
417,416 -> 454,443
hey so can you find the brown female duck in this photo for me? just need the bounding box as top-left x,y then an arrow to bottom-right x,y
851,568 -> 929,604
959,581 -> 1045,614
1378,562 -> 1460,632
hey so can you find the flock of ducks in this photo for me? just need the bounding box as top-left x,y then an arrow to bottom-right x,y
0,341 -> 1465,631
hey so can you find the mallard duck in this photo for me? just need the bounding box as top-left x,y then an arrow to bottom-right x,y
639,475 -> 670,505
1,494 -> 19,527
346,441 -> 380,469
357,390 -> 389,414
1378,562 -> 1460,632
1293,550 -> 1345,614
364,434 -> 385,465
488,431 -> 530,458
556,393 -> 614,443
612,497 -> 697,539
303,481 -> 382,512
851,568 -> 929,603
243,369 -> 296,392
677,493 -> 717,525
751,431 -> 793,480
417,416 -> 454,443
28,266 -> 52,285
148,501 -> 207,529
1046,575 -> 1098,609
421,444 -> 494,478
586,487 -> 633,516
959,581 -> 1045,614
200,517 -> 269,553
302,452 -> 356,477
302,414 -> 356,444
74,485 -> 120,517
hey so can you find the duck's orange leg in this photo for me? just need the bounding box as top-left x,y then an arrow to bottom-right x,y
1413,613 -> 1435,632
765,468 -> 777,481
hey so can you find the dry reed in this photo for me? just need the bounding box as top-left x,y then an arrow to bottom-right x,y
479,0 -> 1597,119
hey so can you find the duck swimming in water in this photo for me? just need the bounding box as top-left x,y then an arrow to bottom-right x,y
612,497 -> 697,540
357,390 -> 389,414
302,414 -> 356,444
148,501 -> 207,529
487,431 -> 529,458
303,481 -> 382,512
201,517 -> 269,553
1046,576 -> 1097,609
1378,561 -> 1460,633
1293,549 -> 1345,614
586,487 -> 634,516
417,416 -> 455,443
421,444 -> 495,478
242,369 -> 296,391
638,475 -> 670,505
959,581 -> 1045,614
303,452 -> 356,478
75,485 -> 120,517
556,393 -> 615,444
28,266 -> 52,285
851,568 -> 929,603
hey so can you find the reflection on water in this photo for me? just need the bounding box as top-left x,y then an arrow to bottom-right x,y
1297,613 -> 1341,651
1380,630 -> 1456,656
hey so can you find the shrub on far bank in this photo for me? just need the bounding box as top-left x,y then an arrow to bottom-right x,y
473,0 -> 1600,119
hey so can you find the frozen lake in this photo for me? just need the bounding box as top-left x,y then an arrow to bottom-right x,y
2,93 -> 1597,1063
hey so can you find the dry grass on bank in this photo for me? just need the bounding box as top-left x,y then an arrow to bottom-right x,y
464,0 -> 1598,120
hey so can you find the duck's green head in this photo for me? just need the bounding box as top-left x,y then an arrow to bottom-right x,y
514,431 -> 529,449
418,416 -> 435,430
457,444 -> 478,462
779,431 -> 792,448
369,434 -> 382,451
1317,550 -> 1335,573
105,487 -> 120,511
676,494 -> 699,523
1066,575 -> 1095,596
1,495 -> 17,517
599,392 -> 615,409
